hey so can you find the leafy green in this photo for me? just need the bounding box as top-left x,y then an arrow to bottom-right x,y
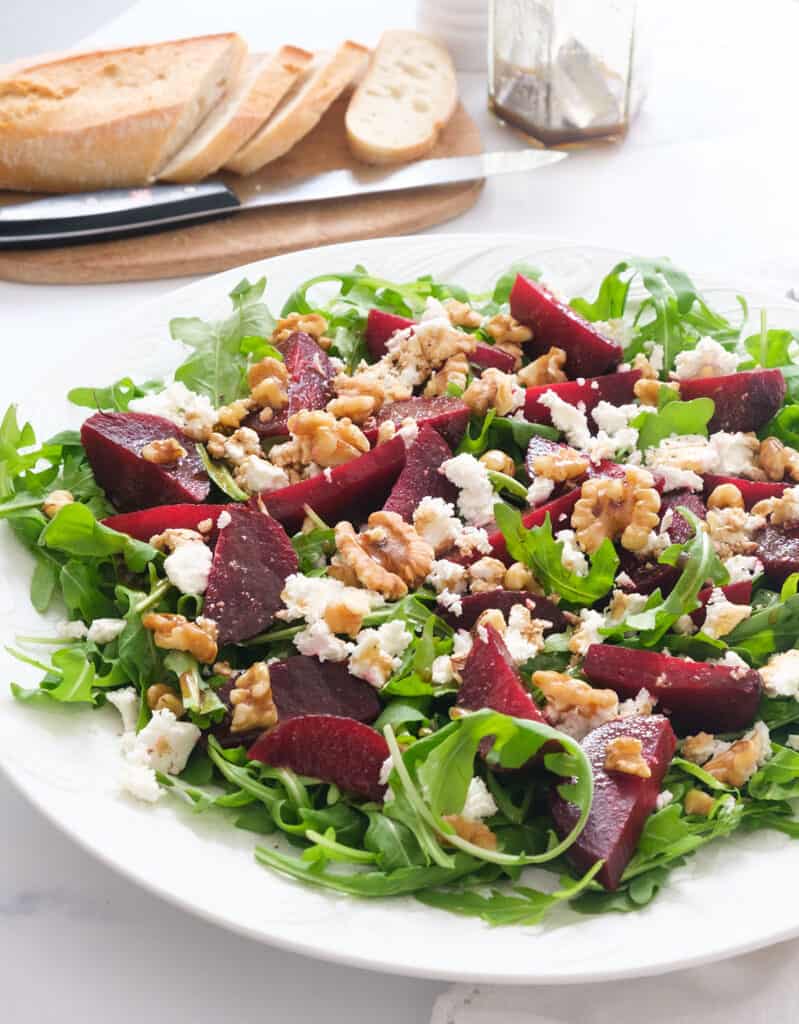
740,322 -> 798,370
495,505 -> 618,607
748,744 -> 799,801
171,277 -> 275,405
457,410 -> 558,459
634,396 -> 715,452
196,444 -> 248,501
67,377 -> 161,412
727,593 -> 799,665
490,262 -> 541,306
40,502 -> 158,573
760,404 -> 799,450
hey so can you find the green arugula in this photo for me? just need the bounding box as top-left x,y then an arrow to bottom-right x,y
634,395 -> 715,453
40,501 -> 157,573
726,593 -> 799,665
67,377 -> 162,412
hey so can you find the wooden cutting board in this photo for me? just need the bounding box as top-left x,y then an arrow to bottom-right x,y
0,98 -> 483,284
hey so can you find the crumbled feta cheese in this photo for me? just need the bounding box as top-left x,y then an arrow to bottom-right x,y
163,540 -> 213,595
760,649 -> 799,699
527,476 -> 555,506
129,380 -> 216,436
655,789 -> 673,811
279,574 -> 383,626
702,588 -> 752,639
619,688 -> 657,717
349,621 -> 412,688
217,510 -> 232,529
119,761 -> 163,803
437,590 -> 463,617
106,687 -> 139,733
555,529 -> 589,576
294,621 -> 353,662
537,390 -> 591,449
673,337 -> 740,380
431,655 -> 455,685
440,453 -> 496,526
461,776 -> 498,821
724,554 -> 763,583
379,755 -> 395,786
426,559 -> 468,617
593,318 -> 633,347
238,454 -> 289,494
708,432 -> 761,478
713,650 -> 750,671
569,608 -> 605,655
747,720 -> 772,768
87,617 -> 127,645
456,526 -> 492,557
651,465 -> 704,492
592,401 -> 639,437
414,497 -> 461,553
787,734 -> 799,752
127,708 -> 200,775
645,434 -> 717,491
673,614 -> 697,635
56,619 -> 88,640
644,342 -> 665,375
505,605 -> 548,664
397,417 -> 420,447
453,629 -> 473,661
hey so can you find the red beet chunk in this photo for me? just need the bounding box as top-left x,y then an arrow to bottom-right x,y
102,503 -> 229,543
703,474 -> 790,510
691,580 -> 753,628
441,589 -> 566,633
248,715 -> 389,801
472,343 -> 517,373
365,309 -> 414,358
258,435 -> 406,533
523,370 -> 641,426
81,412 -> 210,511
510,274 -> 623,378
486,489 -> 580,564
756,524 -> 799,583
457,625 -> 546,723
616,490 -> 706,595
243,331 -> 335,439
679,369 -> 785,433
204,505 -> 297,645
383,424 -> 457,521
550,715 -> 676,890
364,397 -> 470,449
582,645 -> 762,735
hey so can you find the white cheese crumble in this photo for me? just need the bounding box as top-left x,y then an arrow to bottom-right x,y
708,432 -> 760,478
527,476 -> 555,506
760,649 -> 799,699
655,789 -> 673,811
123,708 -> 200,776
129,380 -> 216,436
217,509 -> 232,529
294,621 -> 353,663
787,734 -> 799,752
461,776 -> 498,821
349,620 -> 412,688
440,453 -> 496,526
673,337 -> 740,380
537,390 -> 592,449
426,559 -> 468,617
593,318 -> 633,347
414,496 -> 461,552
591,401 -> 639,437
568,608 -> 605,656
163,540 -> 213,595
702,588 -> 752,639
431,654 -> 455,685
278,574 -> 384,626
724,554 -> 763,583
106,686 -> 139,733
555,529 -> 589,576
56,619 -> 88,640
119,761 -> 163,803
397,417 -> 420,447
87,618 -> 127,645
238,454 -> 289,494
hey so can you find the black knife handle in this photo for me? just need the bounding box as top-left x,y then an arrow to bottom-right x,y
0,181 -> 241,248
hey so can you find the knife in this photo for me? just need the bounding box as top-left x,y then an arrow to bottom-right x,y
0,149 -> 565,248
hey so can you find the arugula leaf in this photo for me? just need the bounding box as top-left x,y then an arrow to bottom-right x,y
67,377 -> 161,412
40,502 -> 158,573
748,744 -> 799,801
364,812 -> 426,871
495,505 -> 618,607
60,559 -> 116,621
196,444 -> 248,501
10,645 -> 124,705
457,411 -> 558,458
291,525 -> 336,573
570,269 -> 631,321
490,262 -> 541,306
760,404 -> 799,450
171,277 -> 275,405
727,593 -> 799,665
740,326 -> 799,369
634,396 -> 715,453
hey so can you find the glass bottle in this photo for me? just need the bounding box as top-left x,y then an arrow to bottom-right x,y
489,0 -> 636,144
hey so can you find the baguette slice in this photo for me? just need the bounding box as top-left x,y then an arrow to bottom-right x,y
0,33 -> 247,192
160,46 -> 313,183
345,31 -> 457,165
225,40 -> 369,176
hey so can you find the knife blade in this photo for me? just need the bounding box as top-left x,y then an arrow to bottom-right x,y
0,149 -> 566,248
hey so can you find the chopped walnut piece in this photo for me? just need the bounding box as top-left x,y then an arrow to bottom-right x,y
631,351 -> 661,380
707,484 -> 744,510
443,298 -> 482,329
213,660 -> 234,677
148,527 -> 205,552
375,420 -> 397,445
415,318 -> 475,367
424,352 -> 470,398
531,445 -> 589,483
284,410 -> 369,468
752,488 -> 799,528
503,561 -> 540,592
758,437 -> 799,482
479,449 -> 516,476
146,683 -> 184,716
463,368 -> 522,417
331,513 -> 434,599
142,612 -> 218,664
327,373 -> 385,424
684,789 -> 715,816
229,662 -> 278,733
42,489 -> 74,518
216,398 -> 256,429
273,312 -> 330,348
634,378 -> 678,406
248,357 -> 289,412
572,467 -> 660,554
468,556 -> 507,593
706,506 -> 763,557
441,814 -> 498,850
703,723 -> 771,787
475,607 -> 507,634
517,346 -> 567,387
140,437 -> 187,465
534,670 -> 619,740
681,731 -> 718,765
483,313 -> 531,369
604,735 -> 651,778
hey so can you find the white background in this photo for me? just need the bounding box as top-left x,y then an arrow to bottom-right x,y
2,1 -> 799,1022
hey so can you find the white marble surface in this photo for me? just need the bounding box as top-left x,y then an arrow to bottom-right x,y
2,1 -> 799,1021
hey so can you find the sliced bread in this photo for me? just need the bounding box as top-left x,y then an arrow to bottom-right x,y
0,33 -> 248,191
345,31 -> 457,165
224,40 -> 369,176
159,46 -> 313,183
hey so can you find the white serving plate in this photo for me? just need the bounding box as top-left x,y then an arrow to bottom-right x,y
2,234 -> 799,985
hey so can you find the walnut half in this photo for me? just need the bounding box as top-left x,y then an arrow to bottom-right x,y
571,467 -> 660,554
604,736 -> 651,778
142,613 -> 218,664
229,662 -> 278,734
331,512 -> 434,599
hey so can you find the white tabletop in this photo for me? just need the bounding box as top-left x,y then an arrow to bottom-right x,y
2,1 -> 799,1021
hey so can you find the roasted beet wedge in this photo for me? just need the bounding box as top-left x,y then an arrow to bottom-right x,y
457,624 -> 546,723
244,331 -> 335,439
441,589 -> 566,633
204,505 -> 298,645
81,412 -> 210,511
213,658 -> 381,747
102,503 -> 229,543
756,524 -> 799,583
703,474 -> 790,509
510,274 -> 623,378
364,396 -> 470,449
248,715 -> 389,801
617,490 -> 707,595
582,645 -> 762,735
486,490 -> 580,564
258,435 -> 406,533
691,580 -> 753,627
679,369 -> 785,433
550,715 -> 676,890
523,370 -> 641,425
365,309 -> 414,358
472,343 -> 517,373
383,424 -> 457,520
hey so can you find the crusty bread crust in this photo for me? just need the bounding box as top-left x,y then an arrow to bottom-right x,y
0,33 -> 247,191
225,40 -> 369,176
345,31 -> 457,166
160,46 -> 313,183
